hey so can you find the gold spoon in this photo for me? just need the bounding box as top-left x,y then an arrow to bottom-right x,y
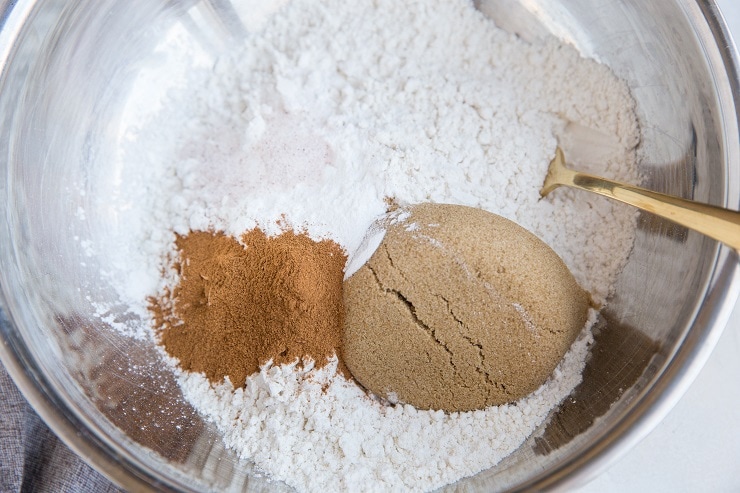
541,147 -> 740,250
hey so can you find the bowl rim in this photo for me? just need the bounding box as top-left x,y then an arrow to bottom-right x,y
0,0 -> 738,492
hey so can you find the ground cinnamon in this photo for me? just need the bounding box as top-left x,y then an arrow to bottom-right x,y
150,228 -> 347,388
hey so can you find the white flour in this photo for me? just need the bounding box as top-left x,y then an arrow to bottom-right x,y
178,321 -> 594,493
98,0 -> 640,490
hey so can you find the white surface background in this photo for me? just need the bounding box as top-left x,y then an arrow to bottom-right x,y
575,1 -> 740,492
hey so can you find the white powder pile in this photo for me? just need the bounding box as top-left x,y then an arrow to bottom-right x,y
177,323 -> 593,492
97,0 -> 641,490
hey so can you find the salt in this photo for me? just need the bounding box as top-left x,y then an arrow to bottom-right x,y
96,0 -> 640,490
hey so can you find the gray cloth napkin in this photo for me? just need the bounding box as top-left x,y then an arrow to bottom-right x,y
0,363 -> 121,493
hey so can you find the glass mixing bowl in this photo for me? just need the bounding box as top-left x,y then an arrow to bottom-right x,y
0,0 -> 739,491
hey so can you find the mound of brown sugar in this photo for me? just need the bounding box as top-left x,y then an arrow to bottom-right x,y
343,203 -> 590,412
150,228 -> 347,388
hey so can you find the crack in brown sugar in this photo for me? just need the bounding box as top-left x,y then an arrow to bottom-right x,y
366,262 -> 457,370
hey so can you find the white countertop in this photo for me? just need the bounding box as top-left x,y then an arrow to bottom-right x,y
574,2 -> 740,491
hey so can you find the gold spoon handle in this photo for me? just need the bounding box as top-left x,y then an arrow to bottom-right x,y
542,148 -> 740,250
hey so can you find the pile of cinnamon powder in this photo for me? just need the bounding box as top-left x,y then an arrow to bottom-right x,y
150,228 -> 347,388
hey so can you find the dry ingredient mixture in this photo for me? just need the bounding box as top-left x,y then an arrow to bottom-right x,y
343,203 -> 591,412
88,0 -> 643,490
